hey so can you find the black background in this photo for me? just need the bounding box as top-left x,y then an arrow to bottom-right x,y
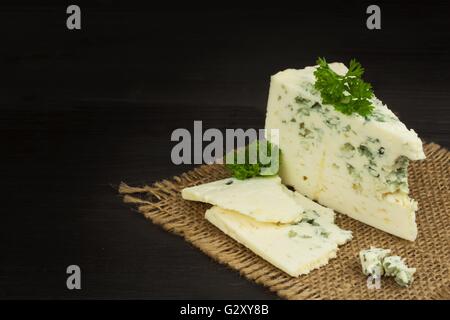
1,1 -> 449,299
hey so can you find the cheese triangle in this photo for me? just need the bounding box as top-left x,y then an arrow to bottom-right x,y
265,63 -> 425,240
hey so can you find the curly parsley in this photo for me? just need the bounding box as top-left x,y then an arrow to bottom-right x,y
225,140 -> 280,180
313,57 -> 374,117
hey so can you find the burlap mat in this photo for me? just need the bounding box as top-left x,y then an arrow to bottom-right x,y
119,143 -> 450,300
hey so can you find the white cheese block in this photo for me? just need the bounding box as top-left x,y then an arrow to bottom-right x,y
265,63 -> 425,240
182,176 -> 305,223
205,204 -> 352,277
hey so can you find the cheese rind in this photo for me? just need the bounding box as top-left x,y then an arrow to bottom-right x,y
265,63 -> 425,240
205,205 -> 351,277
182,176 -> 305,223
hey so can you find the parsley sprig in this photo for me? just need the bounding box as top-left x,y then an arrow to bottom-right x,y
313,57 -> 374,117
225,140 -> 280,180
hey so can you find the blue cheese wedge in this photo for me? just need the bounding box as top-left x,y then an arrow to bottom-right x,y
265,63 -> 425,240
182,176 -> 305,224
382,256 -> 416,287
205,204 -> 352,277
359,247 -> 391,277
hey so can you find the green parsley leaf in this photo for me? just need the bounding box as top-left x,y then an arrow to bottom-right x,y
313,57 -> 374,117
225,140 -> 280,180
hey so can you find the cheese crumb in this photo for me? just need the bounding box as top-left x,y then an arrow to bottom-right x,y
359,248 -> 416,287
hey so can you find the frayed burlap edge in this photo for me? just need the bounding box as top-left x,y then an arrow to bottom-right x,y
119,143 -> 450,300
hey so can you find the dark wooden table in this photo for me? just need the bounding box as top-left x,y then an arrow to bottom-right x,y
1,2 -> 449,299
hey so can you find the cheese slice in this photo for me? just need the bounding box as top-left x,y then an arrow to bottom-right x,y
294,194 -> 352,245
265,63 -> 425,241
205,203 -> 352,277
182,176 -> 305,223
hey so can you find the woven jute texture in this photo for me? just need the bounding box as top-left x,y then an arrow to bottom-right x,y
119,143 -> 450,300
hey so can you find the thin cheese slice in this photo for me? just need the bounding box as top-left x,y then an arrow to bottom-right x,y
182,176 -> 305,223
205,204 -> 352,277
293,192 -> 352,245
265,63 -> 425,240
